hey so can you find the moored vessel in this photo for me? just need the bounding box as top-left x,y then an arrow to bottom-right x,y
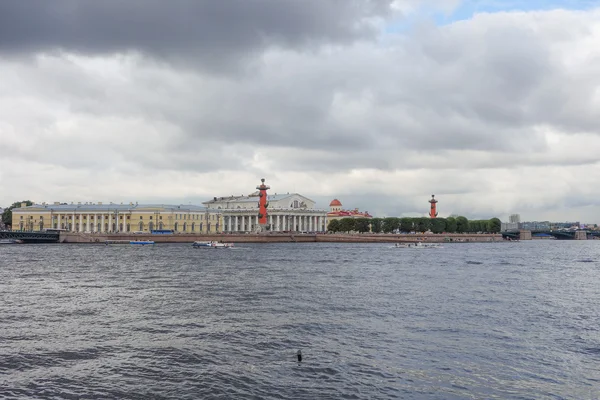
105,240 -> 155,245
0,239 -> 24,245
192,241 -> 234,249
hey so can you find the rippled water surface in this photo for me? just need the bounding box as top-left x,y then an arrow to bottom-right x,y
1,241 -> 600,399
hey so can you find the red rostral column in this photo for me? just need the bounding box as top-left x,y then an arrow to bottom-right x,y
257,178 -> 270,229
428,194 -> 438,218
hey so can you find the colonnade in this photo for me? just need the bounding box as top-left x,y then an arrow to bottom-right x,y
49,211 -> 328,233
52,212 -> 130,233
223,213 -> 327,233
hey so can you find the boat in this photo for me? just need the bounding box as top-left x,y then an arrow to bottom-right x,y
395,242 -> 442,249
192,240 -> 234,249
105,240 -> 155,246
411,242 -> 442,249
0,239 -> 23,245
130,240 -> 155,245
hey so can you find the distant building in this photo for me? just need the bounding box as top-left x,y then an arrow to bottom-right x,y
327,199 -> 372,221
520,221 -> 551,231
549,222 -> 580,230
204,192 -> 328,232
509,214 -> 520,224
501,222 -> 519,231
12,202 -> 224,233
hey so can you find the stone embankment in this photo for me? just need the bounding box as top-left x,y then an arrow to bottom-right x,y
61,232 -> 502,244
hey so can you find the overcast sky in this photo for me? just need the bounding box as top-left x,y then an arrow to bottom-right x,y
1,0 -> 599,222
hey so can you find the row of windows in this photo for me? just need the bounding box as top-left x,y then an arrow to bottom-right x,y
19,214 -> 221,221
174,214 -> 220,221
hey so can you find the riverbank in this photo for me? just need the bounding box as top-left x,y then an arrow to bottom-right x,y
59,232 -> 502,244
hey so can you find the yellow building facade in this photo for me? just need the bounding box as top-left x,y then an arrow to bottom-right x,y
11,202 -> 223,234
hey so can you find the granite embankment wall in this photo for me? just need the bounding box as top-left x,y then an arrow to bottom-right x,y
60,232 -> 502,244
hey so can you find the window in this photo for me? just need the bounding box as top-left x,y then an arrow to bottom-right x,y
191,223 -> 195,232
140,216 -> 143,220
139,222 -> 143,231
149,216 -> 153,220
183,222 -> 187,232
174,222 -> 178,232
160,216 -> 162,220
159,222 -> 163,230
149,222 -> 154,231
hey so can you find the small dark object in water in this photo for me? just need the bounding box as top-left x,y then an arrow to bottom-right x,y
297,350 -> 302,362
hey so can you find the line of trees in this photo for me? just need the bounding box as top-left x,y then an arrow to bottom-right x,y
328,216 -> 501,234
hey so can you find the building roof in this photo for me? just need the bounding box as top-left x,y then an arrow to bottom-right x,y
329,199 -> 342,206
12,203 -> 214,213
203,193 -> 316,204
328,209 -> 372,218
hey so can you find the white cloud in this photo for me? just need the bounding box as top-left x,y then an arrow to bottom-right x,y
1,6 -> 599,223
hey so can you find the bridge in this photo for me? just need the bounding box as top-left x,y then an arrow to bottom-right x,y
502,229 -> 598,240
0,230 -> 60,243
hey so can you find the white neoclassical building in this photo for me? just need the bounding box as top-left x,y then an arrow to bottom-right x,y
203,192 -> 329,233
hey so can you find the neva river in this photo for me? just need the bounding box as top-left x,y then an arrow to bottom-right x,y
1,241 -> 599,399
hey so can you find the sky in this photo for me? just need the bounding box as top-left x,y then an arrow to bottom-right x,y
0,0 -> 599,223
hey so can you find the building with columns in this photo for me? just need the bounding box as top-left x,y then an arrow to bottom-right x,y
203,192 -> 329,233
11,202 -> 223,233
11,187 -> 337,234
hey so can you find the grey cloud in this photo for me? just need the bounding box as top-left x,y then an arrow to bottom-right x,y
2,7 -> 600,223
0,0 -> 394,69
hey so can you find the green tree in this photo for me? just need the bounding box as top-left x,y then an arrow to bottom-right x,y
327,219 -> 341,232
468,220 -> 482,233
1,200 -> 33,228
456,216 -> 469,233
488,218 -> 501,233
370,218 -> 383,233
430,218 -> 446,234
382,217 -> 400,233
415,217 -> 431,233
339,218 -> 357,233
355,218 -> 371,233
445,216 -> 457,233
400,218 -> 414,233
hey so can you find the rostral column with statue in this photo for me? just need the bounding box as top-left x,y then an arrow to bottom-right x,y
256,178 -> 270,232
428,195 -> 438,218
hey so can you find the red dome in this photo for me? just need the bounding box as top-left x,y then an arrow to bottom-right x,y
329,199 -> 342,206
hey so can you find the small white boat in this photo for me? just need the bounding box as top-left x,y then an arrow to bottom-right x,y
411,242 -> 442,249
0,239 -> 23,245
395,242 -> 442,249
193,241 -> 234,249
105,240 -> 155,245
130,240 -> 155,245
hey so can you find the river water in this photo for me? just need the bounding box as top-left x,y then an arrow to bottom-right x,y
1,241 -> 599,399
